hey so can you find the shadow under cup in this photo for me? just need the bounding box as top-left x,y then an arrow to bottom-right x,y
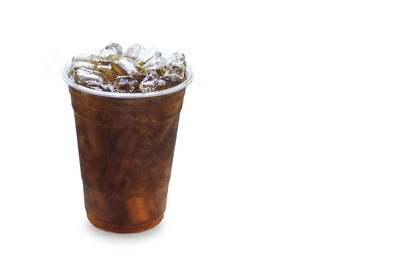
64,65 -> 192,233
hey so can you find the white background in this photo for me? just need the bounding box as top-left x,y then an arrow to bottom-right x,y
1,0 -> 399,265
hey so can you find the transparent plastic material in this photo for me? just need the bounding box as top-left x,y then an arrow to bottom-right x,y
63,58 -> 193,233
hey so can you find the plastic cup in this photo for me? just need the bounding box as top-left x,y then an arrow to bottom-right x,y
62,60 -> 193,233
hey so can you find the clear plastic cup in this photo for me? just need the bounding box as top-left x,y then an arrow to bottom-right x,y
62,58 -> 193,233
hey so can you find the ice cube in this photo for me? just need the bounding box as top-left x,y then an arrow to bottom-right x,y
73,68 -> 114,92
71,56 -> 97,70
142,55 -> 167,74
114,76 -> 140,93
98,43 -> 123,60
139,71 -> 166,93
110,62 -> 127,76
126,43 -> 147,61
131,73 -> 148,84
96,63 -> 117,81
115,57 -> 140,75
163,52 -> 186,80
171,51 -> 186,66
138,47 -> 161,66
164,60 -> 186,80
162,74 -> 182,87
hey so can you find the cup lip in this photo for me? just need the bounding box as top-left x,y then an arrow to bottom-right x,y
62,55 -> 193,98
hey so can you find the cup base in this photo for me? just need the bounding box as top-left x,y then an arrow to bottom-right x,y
87,214 -> 164,234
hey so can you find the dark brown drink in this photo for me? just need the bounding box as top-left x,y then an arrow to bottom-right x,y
68,85 -> 187,233
64,43 -> 192,233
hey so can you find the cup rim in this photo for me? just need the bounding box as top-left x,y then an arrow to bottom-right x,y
62,56 -> 193,98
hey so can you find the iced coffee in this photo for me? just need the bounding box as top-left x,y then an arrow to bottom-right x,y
63,43 -> 192,233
